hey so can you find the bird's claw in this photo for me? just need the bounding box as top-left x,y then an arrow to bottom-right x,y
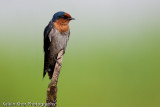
54,57 -> 62,66
56,56 -> 62,60
56,61 -> 61,66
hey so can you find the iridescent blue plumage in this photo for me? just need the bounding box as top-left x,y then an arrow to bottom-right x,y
52,11 -> 65,22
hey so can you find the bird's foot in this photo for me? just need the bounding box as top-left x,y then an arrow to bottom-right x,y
63,50 -> 65,55
54,58 -> 62,66
56,60 -> 62,66
56,56 -> 63,60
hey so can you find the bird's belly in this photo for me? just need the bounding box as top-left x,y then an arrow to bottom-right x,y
50,34 -> 68,56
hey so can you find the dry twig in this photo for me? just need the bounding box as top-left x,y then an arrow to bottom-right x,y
46,50 -> 64,107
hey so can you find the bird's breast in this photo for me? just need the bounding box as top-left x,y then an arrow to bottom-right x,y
49,29 -> 69,55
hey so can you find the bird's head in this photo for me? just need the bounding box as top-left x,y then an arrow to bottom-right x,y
52,11 -> 75,23
52,11 -> 74,32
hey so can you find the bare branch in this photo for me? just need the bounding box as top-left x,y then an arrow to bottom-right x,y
46,50 -> 64,107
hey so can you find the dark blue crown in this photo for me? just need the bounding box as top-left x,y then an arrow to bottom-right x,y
52,11 -> 65,22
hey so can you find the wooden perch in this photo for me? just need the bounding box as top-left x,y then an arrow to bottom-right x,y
46,50 -> 64,107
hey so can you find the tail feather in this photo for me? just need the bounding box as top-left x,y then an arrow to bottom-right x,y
43,54 -> 57,79
48,61 -> 56,79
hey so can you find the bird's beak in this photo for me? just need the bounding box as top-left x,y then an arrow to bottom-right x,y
68,17 -> 75,20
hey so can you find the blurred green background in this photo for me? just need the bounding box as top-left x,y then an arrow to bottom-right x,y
0,0 -> 160,107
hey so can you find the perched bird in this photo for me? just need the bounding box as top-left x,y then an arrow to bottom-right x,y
43,11 -> 74,79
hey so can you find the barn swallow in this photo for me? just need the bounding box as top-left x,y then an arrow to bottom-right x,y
43,11 -> 74,79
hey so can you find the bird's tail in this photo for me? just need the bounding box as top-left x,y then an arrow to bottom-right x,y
43,61 -> 56,79
43,53 -> 48,78
43,68 -> 46,79
43,53 -> 57,79
48,62 -> 56,79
